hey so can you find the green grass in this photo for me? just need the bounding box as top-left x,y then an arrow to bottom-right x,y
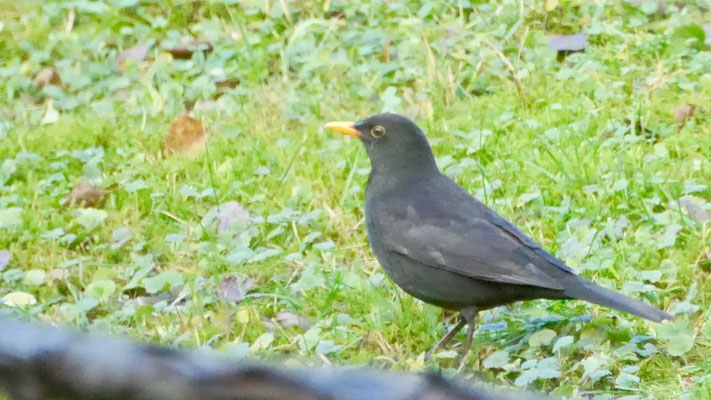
1,0 -> 711,398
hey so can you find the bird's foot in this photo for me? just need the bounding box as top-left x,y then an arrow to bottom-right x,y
456,307 -> 477,369
424,349 -> 434,361
425,319 -> 466,361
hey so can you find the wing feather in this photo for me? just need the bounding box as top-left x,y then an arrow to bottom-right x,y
382,216 -> 565,291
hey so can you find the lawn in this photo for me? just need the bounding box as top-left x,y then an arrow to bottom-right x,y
1,0 -> 710,398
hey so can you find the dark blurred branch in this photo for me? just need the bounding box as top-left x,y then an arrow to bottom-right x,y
0,318 -> 547,400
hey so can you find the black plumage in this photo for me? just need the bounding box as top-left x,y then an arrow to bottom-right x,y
325,113 -> 672,361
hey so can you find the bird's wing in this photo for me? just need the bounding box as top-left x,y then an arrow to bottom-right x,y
381,210 -> 567,291
483,208 -> 575,274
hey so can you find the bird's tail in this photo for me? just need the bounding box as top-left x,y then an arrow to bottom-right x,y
568,278 -> 673,322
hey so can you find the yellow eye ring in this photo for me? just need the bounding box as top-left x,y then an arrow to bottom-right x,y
371,125 -> 386,138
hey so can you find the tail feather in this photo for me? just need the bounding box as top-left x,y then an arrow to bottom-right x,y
567,279 -> 673,322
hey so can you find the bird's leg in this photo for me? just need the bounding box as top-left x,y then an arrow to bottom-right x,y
424,318 -> 466,361
457,307 -> 479,367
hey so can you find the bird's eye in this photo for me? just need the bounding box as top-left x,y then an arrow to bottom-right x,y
371,125 -> 386,138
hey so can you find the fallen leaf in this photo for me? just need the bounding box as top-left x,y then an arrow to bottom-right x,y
34,67 -> 62,88
672,104 -> 697,129
236,308 -> 250,324
64,181 -> 109,208
216,276 -> 254,303
262,317 -> 277,332
673,104 -> 696,121
0,250 -> 10,271
275,311 -> 300,327
47,269 -> 71,280
2,291 -> 36,307
325,10 -> 346,19
41,99 -> 59,125
167,38 -> 212,60
123,291 -> 174,309
163,115 -> 207,155
679,195 -> 710,222
549,34 -> 589,52
275,310 -> 310,330
215,79 -> 240,90
216,201 -> 250,232
115,42 -> 149,71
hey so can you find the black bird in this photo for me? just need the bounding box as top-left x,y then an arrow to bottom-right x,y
325,114 -> 672,362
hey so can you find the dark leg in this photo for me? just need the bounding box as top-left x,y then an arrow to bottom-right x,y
457,307 -> 478,366
424,318 -> 465,361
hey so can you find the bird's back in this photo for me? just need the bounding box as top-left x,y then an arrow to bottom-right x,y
365,172 -> 571,289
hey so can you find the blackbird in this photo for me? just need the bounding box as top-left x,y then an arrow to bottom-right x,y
325,113 -> 672,362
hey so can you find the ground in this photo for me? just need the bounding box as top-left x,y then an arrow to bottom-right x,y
1,1 -> 710,398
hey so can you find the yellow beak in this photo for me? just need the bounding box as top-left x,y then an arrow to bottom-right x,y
324,121 -> 361,137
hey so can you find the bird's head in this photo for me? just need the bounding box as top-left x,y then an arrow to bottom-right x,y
325,113 -> 437,175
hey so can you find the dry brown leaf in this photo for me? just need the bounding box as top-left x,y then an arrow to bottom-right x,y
215,79 -> 240,91
673,104 -> 696,121
684,377 -> 695,389
34,68 -> 62,88
326,10 -> 346,19
167,38 -> 213,60
64,181 -> 109,208
163,115 -> 207,155
671,104 -> 706,129
115,42 -> 150,71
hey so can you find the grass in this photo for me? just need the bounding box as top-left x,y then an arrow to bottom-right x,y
1,0 -> 710,398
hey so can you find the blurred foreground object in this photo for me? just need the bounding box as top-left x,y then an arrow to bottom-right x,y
0,317 -> 548,400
